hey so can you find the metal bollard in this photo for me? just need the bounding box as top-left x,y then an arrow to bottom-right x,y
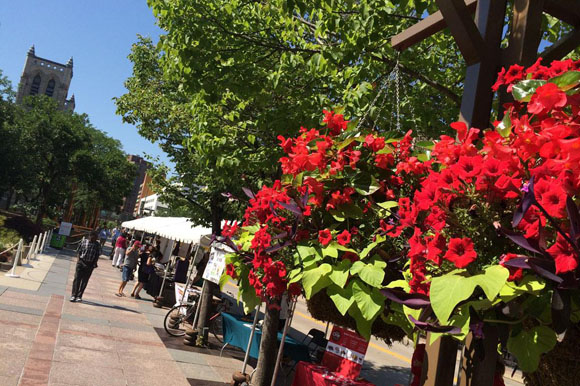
5,239 -> 23,278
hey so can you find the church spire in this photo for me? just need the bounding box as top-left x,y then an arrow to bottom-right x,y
27,45 -> 35,56
67,56 -> 73,67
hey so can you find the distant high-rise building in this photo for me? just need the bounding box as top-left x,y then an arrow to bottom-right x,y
122,155 -> 150,218
16,45 -> 75,110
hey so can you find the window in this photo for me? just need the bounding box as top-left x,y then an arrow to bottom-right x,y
30,75 -> 41,95
45,79 -> 56,97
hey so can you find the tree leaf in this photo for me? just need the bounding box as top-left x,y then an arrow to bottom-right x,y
358,263 -> 385,287
507,326 -> 557,372
353,173 -> 380,196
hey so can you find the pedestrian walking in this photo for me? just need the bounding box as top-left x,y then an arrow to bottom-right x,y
116,240 -> 140,297
131,244 -> 153,299
109,226 -> 121,259
99,227 -> 109,247
70,231 -> 101,302
112,232 -> 127,268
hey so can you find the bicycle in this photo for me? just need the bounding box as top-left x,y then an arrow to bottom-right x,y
163,291 -> 233,340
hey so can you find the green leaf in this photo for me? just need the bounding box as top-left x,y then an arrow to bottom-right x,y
511,79 -> 546,102
329,259 -> 351,287
353,173 -> 380,196
322,244 -> 338,258
330,203 -> 363,221
496,111 -> 512,138
549,70 -> 580,91
327,283 -> 355,316
377,201 -> 398,210
350,260 -> 366,275
347,302 -> 373,340
507,326 -> 557,372
430,266 -> 509,323
352,280 -> 384,321
302,263 -> 332,299
360,234 -> 386,259
358,263 -> 385,287
416,140 -> 434,150
239,273 -> 262,313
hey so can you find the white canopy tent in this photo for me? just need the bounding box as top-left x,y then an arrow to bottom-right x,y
121,216 -> 212,245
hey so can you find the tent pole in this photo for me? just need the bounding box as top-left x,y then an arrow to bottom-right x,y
242,303 -> 262,374
157,239 -> 175,299
270,297 -> 297,386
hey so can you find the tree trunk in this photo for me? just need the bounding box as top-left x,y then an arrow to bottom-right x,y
194,196 -> 223,339
253,302 -> 280,386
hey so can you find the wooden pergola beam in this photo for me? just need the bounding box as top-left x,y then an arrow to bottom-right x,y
435,0 -> 488,65
540,28 -> 580,63
391,0 -> 478,51
504,0 -> 546,66
544,0 -> 580,28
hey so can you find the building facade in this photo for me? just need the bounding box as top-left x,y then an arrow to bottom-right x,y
16,45 -> 75,110
136,193 -> 168,217
121,155 -> 150,219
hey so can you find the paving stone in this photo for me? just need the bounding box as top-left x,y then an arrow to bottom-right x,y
53,346 -> 122,369
56,333 -> 117,352
49,362 -> 126,386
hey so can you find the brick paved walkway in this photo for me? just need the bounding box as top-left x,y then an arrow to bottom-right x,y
0,245 -> 251,386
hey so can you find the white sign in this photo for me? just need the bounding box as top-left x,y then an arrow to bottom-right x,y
174,283 -> 201,307
202,244 -> 229,284
58,222 -> 73,236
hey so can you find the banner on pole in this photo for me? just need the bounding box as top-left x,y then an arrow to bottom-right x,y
322,326 -> 369,379
201,243 -> 230,284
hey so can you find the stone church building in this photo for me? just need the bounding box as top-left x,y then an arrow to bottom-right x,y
15,45 -> 75,110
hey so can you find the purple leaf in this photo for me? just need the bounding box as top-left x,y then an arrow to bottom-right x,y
279,201 -> 303,217
242,187 -> 255,200
513,177 -> 536,227
273,231 -> 288,240
501,256 -> 531,269
407,315 -> 461,334
500,228 -> 545,255
528,259 -> 563,283
566,195 -> 580,241
380,288 -> 430,309
265,241 -> 291,254
223,237 -> 239,252
269,202 -> 278,216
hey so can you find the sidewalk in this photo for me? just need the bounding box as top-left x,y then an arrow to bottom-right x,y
0,245 -> 250,386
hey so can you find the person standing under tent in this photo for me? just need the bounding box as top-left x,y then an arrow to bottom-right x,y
70,231 -> 101,302
116,240 -> 140,297
131,244 -> 153,299
112,232 -> 127,268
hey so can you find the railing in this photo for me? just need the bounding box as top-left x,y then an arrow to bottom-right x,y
4,228 -> 54,278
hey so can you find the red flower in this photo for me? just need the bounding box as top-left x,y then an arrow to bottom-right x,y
426,233 -> 446,266
454,156 -> 482,180
443,238 -> 477,268
318,229 -> 332,246
342,251 -> 359,263
277,135 -> 293,153
535,179 -> 567,218
222,221 -> 239,238
363,134 -> 386,152
499,253 -> 524,282
323,109 -> 348,136
527,83 -> 567,114
337,230 -> 351,246
288,282 -> 302,297
504,64 -> 524,85
226,263 -> 237,279
375,153 -> 394,169
547,234 -> 578,274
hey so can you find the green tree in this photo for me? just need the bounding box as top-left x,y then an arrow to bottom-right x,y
0,70 -> 21,204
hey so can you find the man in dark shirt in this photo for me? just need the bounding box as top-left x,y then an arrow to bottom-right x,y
70,230 -> 101,302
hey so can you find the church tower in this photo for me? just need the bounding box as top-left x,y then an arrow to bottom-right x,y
15,45 -> 76,111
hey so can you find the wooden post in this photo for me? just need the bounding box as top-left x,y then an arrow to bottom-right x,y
420,335 -> 458,386
458,326 -> 499,386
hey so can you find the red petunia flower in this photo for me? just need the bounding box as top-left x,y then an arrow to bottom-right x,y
443,237 -> 477,268
226,263 -> 237,279
318,229 -> 332,246
337,230 -> 351,246
504,64 -> 525,85
323,109 -> 348,136
546,234 -> 578,274
499,253 -> 524,282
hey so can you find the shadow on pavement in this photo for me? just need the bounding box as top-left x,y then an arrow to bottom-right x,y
360,363 -> 410,386
80,299 -> 141,314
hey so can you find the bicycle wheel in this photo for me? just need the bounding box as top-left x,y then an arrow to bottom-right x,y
209,312 -> 224,343
164,304 -> 194,337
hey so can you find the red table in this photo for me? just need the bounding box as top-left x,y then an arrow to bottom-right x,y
292,362 -> 375,386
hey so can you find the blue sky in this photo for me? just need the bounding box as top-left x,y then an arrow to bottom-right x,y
0,0 -> 173,168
